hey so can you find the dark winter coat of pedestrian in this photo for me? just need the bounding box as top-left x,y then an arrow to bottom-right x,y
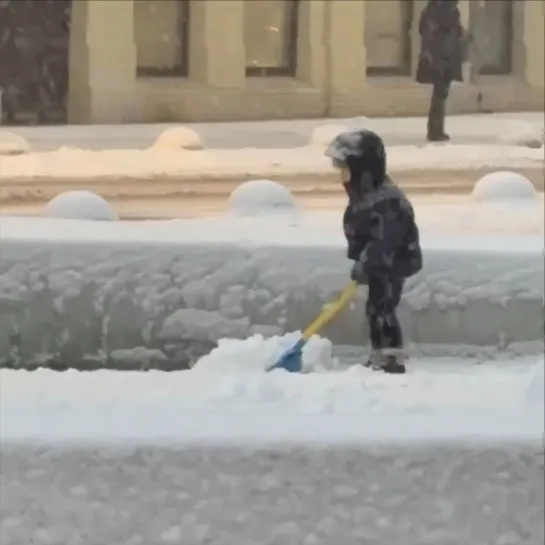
325,129 -> 423,375
416,0 -> 465,142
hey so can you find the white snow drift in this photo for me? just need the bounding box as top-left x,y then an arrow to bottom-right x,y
228,179 -> 297,217
43,190 -> 118,221
0,131 -> 29,156
1,144 -> 542,182
498,123 -> 544,149
195,333 -> 335,374
151,126 -> 204,151
471,171 -> 537,203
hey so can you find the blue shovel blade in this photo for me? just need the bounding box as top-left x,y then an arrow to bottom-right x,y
266,338 -> 305,373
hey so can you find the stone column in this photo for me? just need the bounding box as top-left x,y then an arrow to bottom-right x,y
295,0 -> 326,89
68,0 -> 137,124
520,0 -> 545,88
188,0 -> 245,87
326,0 -> 366,95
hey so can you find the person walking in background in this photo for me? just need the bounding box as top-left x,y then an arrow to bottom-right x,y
416,0 -> 465,142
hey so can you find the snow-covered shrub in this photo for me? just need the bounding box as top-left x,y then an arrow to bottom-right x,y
228,179 -> 297,217
151,126 -> 204,151
471,171 -> 537,203
309,124 -> 349,148
0,131 -> 29,156
43,190 -> 118,221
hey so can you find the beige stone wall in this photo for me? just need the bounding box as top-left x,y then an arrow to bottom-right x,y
69,0 -> 137,123
67,0 -> 545,124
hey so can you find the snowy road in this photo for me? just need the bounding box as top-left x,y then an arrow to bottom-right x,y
2,357 -> 543,443
2,444 -> 543,545
1,357 -> 543,544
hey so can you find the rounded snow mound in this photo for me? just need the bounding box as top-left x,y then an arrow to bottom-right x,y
0,131 -> 29,156
193,333 -> 336,374
43,190 -> 118,221
524,358 -> 544,407
152,126 -> 204,151
347,116 -> 369,127
228,179 -> 297,217
309,124 -> 349,148
471,171 -> 537,203
498,124 -> 544,149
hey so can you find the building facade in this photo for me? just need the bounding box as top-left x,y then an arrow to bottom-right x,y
0,0 -> 543,125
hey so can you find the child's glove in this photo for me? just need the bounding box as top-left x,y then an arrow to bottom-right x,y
350,259 -> 368,285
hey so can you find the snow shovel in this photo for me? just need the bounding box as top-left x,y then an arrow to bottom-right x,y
266,281 -> 359,373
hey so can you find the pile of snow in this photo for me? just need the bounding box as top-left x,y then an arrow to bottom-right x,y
471,171 -> 537,203
151,126 -> 204,151
43,190 -> 118,221
308,124 -> 349,148
0,131 -> 29,156
498,123 -> 544,149
227,179 -> 298,217
524,358 -> 544,406
193,333 -> 336,374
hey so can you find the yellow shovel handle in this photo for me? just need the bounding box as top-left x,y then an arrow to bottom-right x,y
302,281 -> 358,341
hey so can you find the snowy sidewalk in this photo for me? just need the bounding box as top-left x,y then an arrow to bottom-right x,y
1,356 -> 542,444
2,356 -> 543,545
4,112 -> 544,151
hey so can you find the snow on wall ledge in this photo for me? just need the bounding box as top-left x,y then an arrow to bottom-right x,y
0,217 -> 543,370
1,144 -> 543,181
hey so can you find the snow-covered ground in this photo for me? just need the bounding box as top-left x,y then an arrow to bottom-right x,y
1,166 -> 543,447
4,111 -> 544,151
2,122 -> 544,545
1,143 -> 542,181
2,355 -> 543,545
1,354 -> 543,445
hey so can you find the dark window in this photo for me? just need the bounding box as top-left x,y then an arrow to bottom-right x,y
477,0 -> 513,75
135,0 -> 189,77
366,0 -> 413,76
245,0 -> 299,77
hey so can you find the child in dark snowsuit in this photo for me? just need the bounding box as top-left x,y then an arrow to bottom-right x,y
325,129 -> 423,374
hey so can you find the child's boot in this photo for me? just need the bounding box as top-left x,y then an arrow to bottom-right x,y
381,354 -> 406,374
364,349 -> 406,374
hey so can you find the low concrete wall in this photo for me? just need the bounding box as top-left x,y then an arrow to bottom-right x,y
0,237 -> 542,370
